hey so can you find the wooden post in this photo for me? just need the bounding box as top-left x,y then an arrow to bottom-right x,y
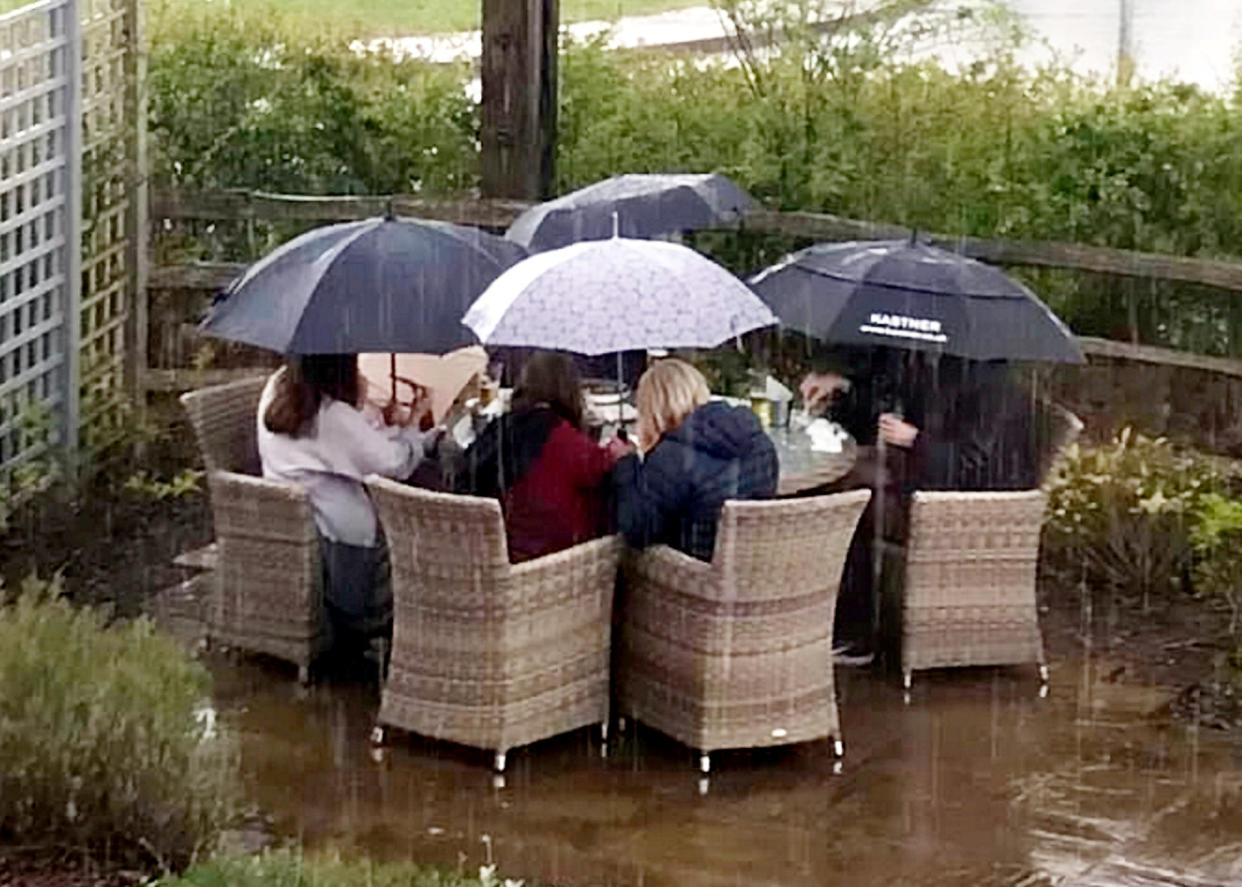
124,0 -> 149,403
1117,0 -> 1134,87
480,0 -> 558,200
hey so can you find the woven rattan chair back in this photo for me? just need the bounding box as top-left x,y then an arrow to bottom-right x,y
896,490 -> 1047,688
180,376 -> 267,476
711,490 -> 870,598
180,375 -> 327,682
617,489 -> 871,769
366,477 -> 621,771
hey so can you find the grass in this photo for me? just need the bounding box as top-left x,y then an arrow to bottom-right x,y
147,0 -> 705,38
155,850 -> 532,887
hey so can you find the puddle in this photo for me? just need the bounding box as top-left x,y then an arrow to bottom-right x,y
200,650 -> 1242,887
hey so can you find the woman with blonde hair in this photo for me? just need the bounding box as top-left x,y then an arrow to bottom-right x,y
614,358 -> 778,561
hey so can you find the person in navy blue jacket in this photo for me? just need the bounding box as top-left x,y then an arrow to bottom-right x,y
613,358 -> 778,562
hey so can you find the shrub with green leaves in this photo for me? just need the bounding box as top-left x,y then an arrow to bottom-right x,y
1190,492 -> 1242,658
0,576 -> 238,870
1043,429 -> 1220,604
156,850 -> 528,887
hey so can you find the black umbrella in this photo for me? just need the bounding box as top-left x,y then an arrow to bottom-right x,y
749,239 -> 1083,363
202,216 -> 528,355
506,173 -> 757,252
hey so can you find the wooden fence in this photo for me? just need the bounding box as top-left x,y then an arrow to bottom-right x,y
145,188 -> 1242,392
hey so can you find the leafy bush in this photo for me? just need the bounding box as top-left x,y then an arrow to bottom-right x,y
1043,429 -> 1220,605
147,5 -> 478,196
0,576 -> 238,870
1190,493 -> 1242,659
144,2 -> 1242,352
156,850 -> 528,887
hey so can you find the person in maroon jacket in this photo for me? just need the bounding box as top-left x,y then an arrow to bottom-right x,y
453,351 -> 624,562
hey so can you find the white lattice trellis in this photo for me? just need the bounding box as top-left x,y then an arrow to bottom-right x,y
0,0 -> 80,477
0,0 -> 141,478
78,0 -> 139,460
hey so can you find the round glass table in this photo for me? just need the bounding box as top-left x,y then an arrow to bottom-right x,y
768,424 -> 858,496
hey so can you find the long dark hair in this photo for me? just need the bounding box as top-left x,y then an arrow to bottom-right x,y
263,354 -> 360,437
510,351 -> 585,430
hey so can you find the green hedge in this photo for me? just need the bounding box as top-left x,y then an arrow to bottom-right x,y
146,8 -> 1242,354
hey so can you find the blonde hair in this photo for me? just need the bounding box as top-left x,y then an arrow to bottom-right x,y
635,358 -> 711,451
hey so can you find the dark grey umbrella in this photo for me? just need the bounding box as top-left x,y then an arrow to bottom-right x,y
749,239 -> 1083,363
506,173 -> 757,252
202,216 -> 528,355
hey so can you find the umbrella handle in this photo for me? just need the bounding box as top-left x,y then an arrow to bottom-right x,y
871,435 -> 886,649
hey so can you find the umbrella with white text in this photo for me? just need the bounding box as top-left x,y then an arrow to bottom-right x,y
749,239 -> 1083,363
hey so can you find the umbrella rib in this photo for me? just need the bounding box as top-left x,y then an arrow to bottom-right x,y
281,219 -> 395,353
790,263 -> 1036,300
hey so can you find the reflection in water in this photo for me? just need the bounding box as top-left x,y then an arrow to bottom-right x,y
204,655 -> 1242,887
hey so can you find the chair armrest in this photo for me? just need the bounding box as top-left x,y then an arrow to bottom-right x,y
208,471 -> 318,544
626,544 -> 713,596
510,534 -> 624,583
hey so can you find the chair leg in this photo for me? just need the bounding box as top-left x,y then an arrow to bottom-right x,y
833,738 -> 845,758
902,670 -> 913,690
1039,663 -> 1050,684
699,753 -> 711,774
369,723 -> 386,746
494,751 -> 507,773
617,716 -> 628,734
297,664 -> 311,686
600,719 -> 609,742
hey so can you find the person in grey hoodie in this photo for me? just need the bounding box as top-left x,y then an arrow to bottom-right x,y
613,359 -> 778,561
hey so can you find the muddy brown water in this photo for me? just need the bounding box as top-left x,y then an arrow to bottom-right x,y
198,647 -> 1242,887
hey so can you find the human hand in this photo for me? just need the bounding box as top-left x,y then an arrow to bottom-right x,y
604,434 -> 637,461
384,379 -> 433,430
878,413 -> 919,448
799,372 -> 847,413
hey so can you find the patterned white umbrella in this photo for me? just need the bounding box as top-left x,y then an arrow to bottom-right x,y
462,238 -> 776,355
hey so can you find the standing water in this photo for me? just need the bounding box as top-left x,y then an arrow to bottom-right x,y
201,649 -> 1242,887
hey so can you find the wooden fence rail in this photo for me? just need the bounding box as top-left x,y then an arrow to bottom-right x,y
152,189 -> 1242,293
147,188 -> 1242,389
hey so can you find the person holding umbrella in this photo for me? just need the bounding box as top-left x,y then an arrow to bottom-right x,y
258,354 -> 436,662
799,346 -> 1039,661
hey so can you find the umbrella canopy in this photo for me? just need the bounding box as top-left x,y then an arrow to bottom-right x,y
202,216 -> 528,355
506,173 -> 757,252
749,240 -> 1083,363
463,238 -> 776,355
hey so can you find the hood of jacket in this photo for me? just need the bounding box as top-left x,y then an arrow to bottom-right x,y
663,401 -> 766,461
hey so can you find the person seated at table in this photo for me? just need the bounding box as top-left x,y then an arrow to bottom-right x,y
258,354 -> 432,659
799,347 -> 1037,661
613,358 -> 778,561
453,350 -> 623,563
800,348 -> 1038,494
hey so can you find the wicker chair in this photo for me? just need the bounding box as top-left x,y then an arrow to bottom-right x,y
180,376 -> 329,683
365,477 -> 623,772
885,490 -> 1048,692
615,489 -> 871,774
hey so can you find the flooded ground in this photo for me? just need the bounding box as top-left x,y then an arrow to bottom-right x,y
200,644 -> 1242,887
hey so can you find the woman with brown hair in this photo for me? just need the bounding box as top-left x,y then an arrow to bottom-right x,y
613,358 -> 778,561
258,353 -> 432,653
454,350 -> 622,563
